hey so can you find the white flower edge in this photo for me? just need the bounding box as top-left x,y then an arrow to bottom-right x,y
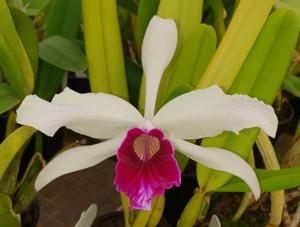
35,138 -> 122,191
208,215 -> 221,227
142,16 -> 177,120
74,204 -> 98,227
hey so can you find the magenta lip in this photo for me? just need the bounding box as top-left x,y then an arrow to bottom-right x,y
114,127 -> 181,210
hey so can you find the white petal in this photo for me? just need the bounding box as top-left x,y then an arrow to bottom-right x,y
154,85 -> 277,139
35,138 -> 122,191
172,139 -> 260,199
75,204 -> 98,227
16,88 -> 144,138
208,215 -> 221,227
142,16 -> 177,120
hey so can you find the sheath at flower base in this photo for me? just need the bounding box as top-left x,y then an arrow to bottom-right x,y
16,16 -> 278,210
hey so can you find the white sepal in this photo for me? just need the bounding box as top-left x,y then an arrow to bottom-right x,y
35,138 -> 122,191
172,139 -> 260,199
142,16 -> 177,120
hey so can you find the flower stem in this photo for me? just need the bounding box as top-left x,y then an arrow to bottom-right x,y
232,150 -> 255,221
120,192 -> 131,227
256,131 -> 284,227
147,196 -> 165,227
5,111 -> 16,138
177,188 -> 206,227
132,210 -> 152,227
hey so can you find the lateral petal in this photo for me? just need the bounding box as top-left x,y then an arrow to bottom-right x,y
17,88 -> 144,139
153,86 -> 277,139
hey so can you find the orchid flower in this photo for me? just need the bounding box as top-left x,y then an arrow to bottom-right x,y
16,16 -> 277,210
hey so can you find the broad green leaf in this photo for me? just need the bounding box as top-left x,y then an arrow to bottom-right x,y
0,83 -> 21,115
217,167 -> 300,192
14,153 -> 44,213
155,0 -> 204,109
39,35 -> 87,72
125,58 -> 142,108
165,24 -> 217,97
275,0 -> 300,25
36,0 -> 81,100
283,74 -> 300,97
0,152 -> 22,196
11,7 -> 39,76
0,0 -> 34,93
0,126 -> 36,180
0,193 -> 20,227
137,0 -> 160,39
117,0 -> 138,15
0,36 -> 28,98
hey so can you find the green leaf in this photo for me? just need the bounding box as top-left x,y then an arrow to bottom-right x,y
137,0 -> 160,39
0,83 -> 21,115
217,167 -> 300,192
0,126 -> 36,180
11,7 -> 39,76
0,34 -> 29,98
165,24 -> 217,97
283,74 -> 300,97
275,0 -> 300,25
36,0 -> 81,100
0,152 -> 23,196
117,0 -> 138,15
39,35 -> 87,72
125,58 -> 142,108
0,0 -> 34,93
0,193 -> 20,227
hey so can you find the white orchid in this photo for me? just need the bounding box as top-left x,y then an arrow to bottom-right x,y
16,16 -> 277,210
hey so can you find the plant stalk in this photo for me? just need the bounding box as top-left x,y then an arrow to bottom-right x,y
178,189 -> 206,227
257,131 -> 284,227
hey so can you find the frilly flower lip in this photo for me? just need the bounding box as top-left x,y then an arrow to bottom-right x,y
115,128 -> 180,210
